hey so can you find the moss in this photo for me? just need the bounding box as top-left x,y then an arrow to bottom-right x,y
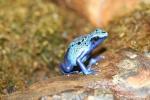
105,3 -> 150,52
0,0 -> 93,95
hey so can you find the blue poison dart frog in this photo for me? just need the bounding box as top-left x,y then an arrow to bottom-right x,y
60,29 -> 108,75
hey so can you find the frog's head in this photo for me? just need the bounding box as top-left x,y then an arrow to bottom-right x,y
90,28 -> 108,43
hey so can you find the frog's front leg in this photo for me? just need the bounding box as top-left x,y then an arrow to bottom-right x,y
77,51 -> 95,75
87,55 -> 104,70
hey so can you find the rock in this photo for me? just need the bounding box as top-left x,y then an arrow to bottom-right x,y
54,0 -> 149,27
1,49 -> 150,100
112,49 -> 150,99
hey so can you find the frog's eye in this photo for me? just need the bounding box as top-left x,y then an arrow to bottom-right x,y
90,36 -> 100,42
102,31 -> 106,33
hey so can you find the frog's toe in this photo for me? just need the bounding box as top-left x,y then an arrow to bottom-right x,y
84,70 -> 95,75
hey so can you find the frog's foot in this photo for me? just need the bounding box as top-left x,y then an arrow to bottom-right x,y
87,55 -> 104,70
60,68 -> 80,75
62,70 -> 93,75
83,69 -> 97,75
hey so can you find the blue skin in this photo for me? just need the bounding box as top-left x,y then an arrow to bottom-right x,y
60,29 -> 108,75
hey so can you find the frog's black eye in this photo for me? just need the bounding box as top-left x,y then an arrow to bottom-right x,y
90,36 -> 100,42
102,31 -> 106,33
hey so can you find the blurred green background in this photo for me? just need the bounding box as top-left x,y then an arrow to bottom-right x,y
0,0 -> 94,94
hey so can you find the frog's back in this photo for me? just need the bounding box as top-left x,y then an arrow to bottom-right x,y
65,35 -> 91,66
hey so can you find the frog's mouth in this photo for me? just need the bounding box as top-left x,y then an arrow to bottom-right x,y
101,35 -> 108,39
99,33 -> 108,39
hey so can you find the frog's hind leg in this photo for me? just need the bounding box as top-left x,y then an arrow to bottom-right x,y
60,63 -> 76,75
59,63 -> 66,74
87,55 -> 104,70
